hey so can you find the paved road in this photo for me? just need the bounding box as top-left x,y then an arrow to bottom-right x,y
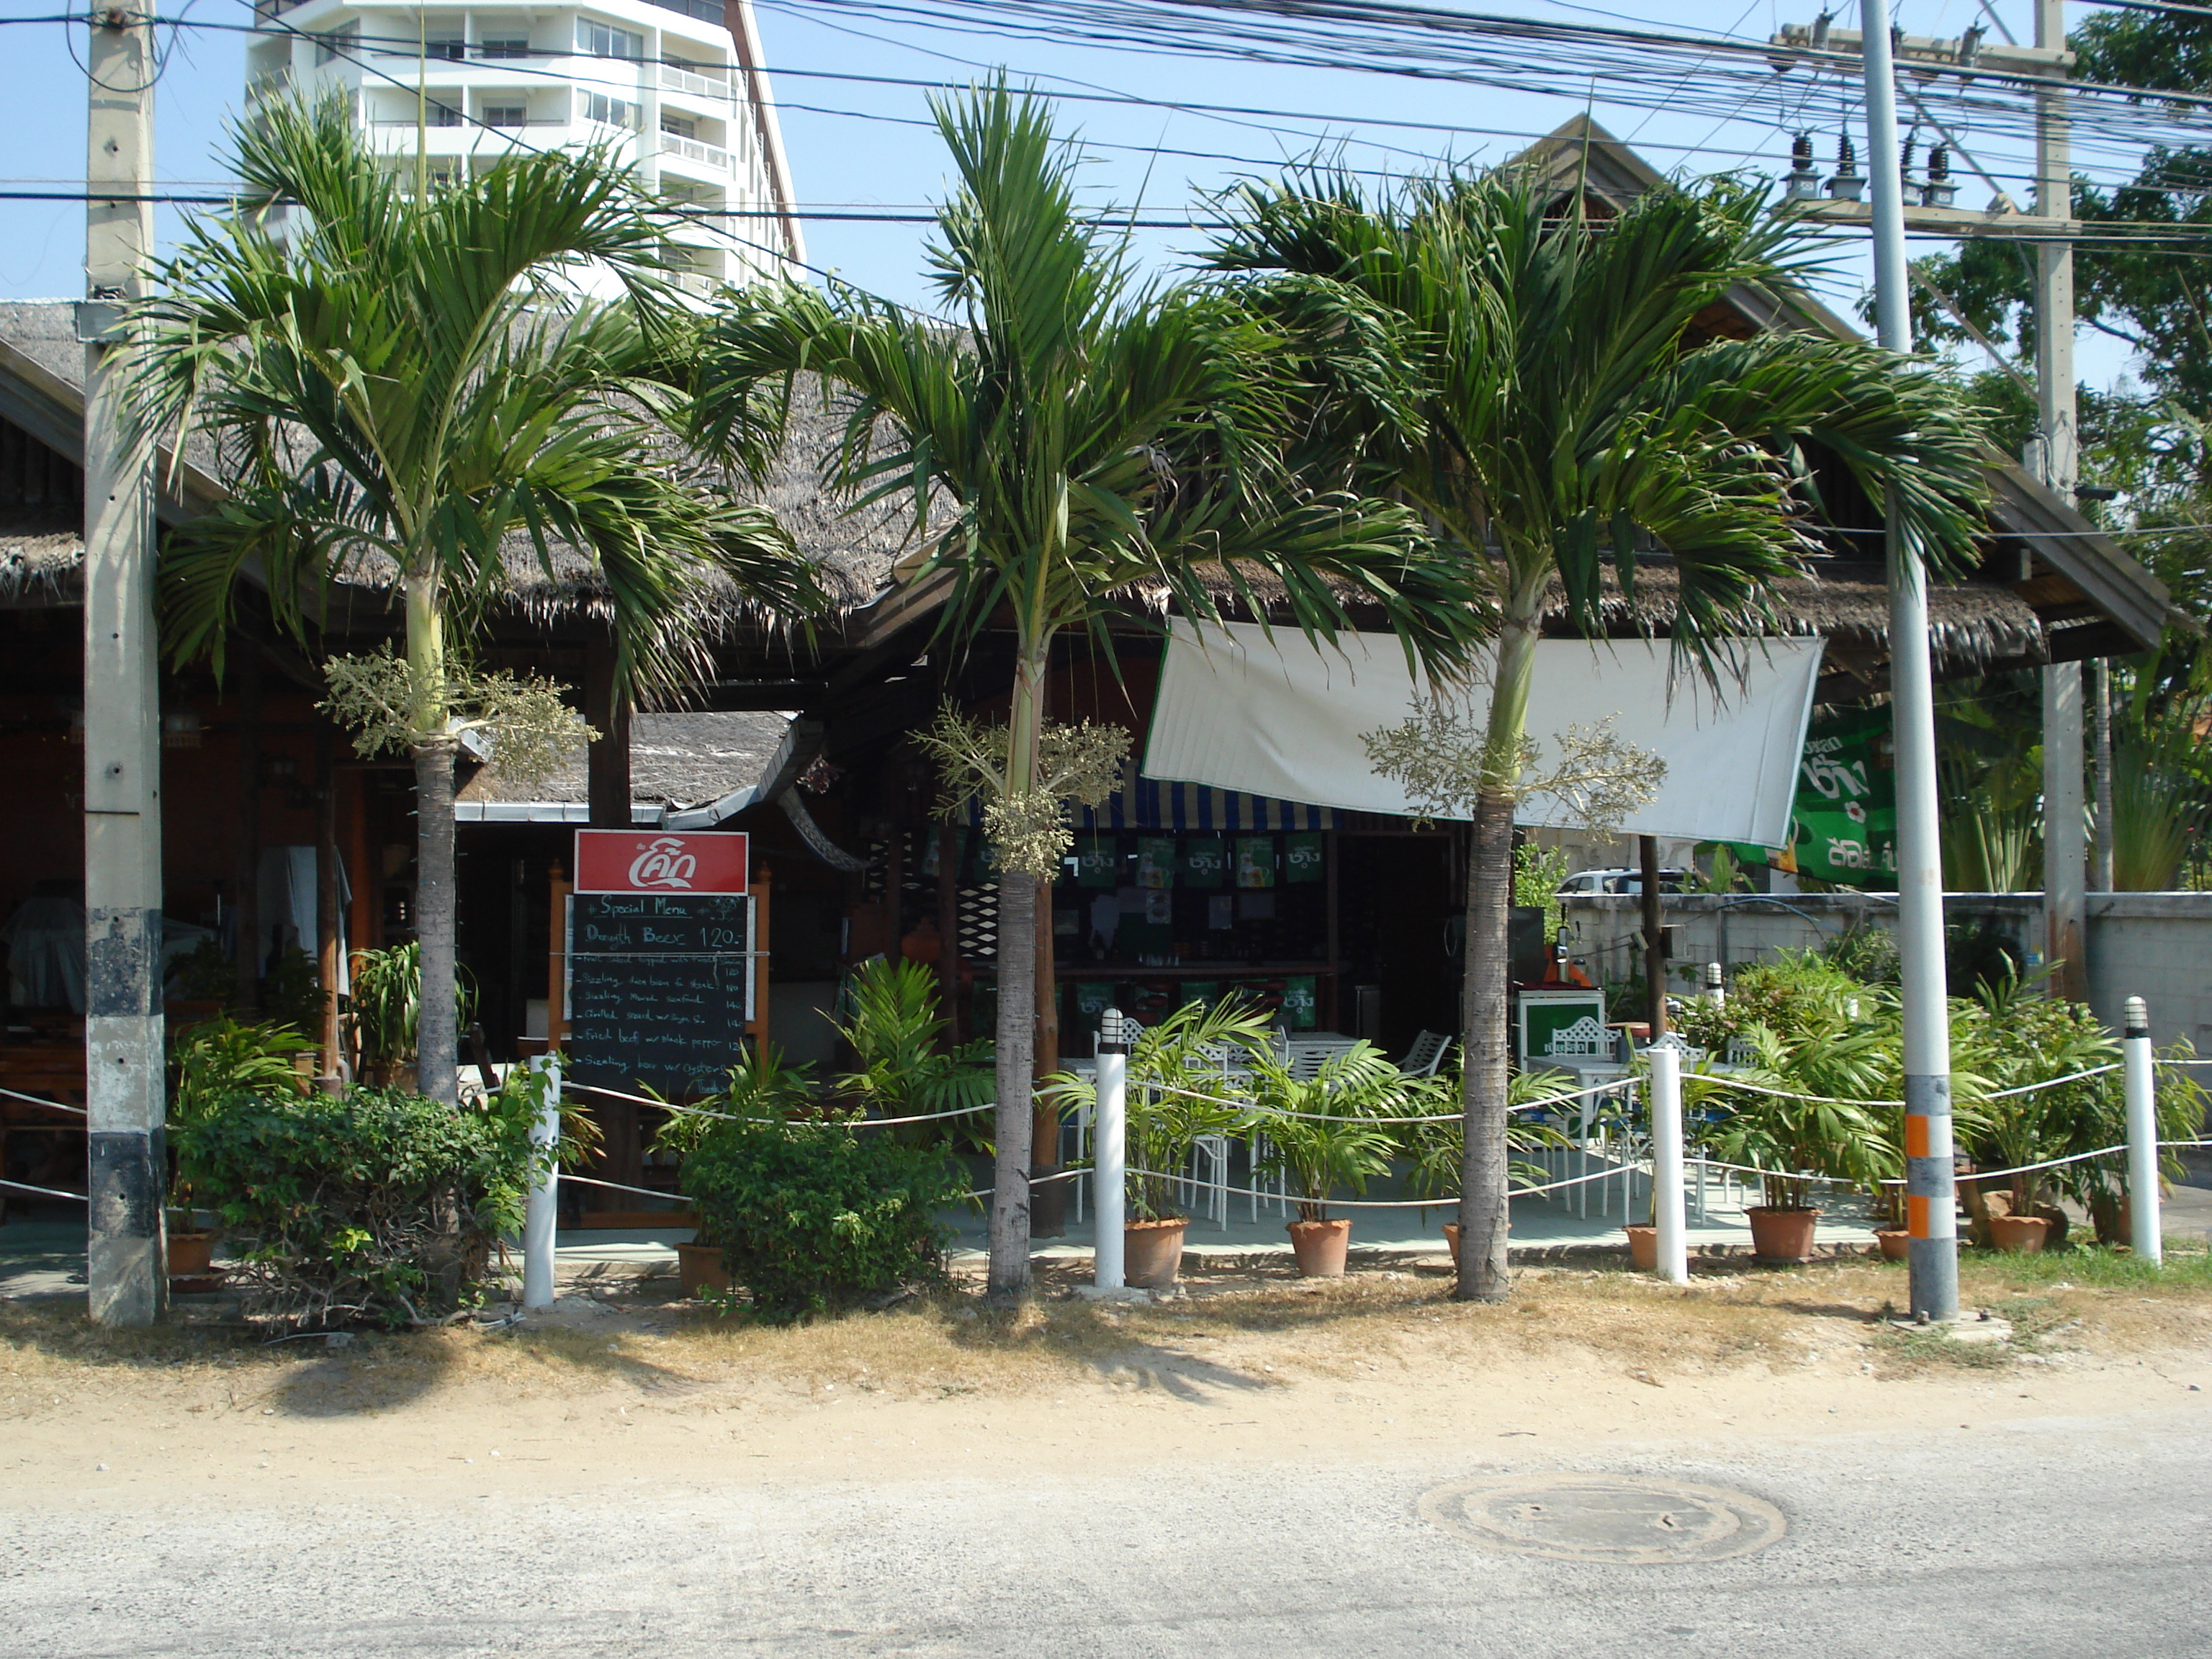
10,1404 -> 2211,1658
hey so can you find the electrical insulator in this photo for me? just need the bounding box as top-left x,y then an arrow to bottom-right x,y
1826,135 -> 1865,202
1783,132 -> 1820,202
1922,145 -> 1958,208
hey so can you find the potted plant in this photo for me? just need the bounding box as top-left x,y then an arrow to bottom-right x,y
1245,1043 -> 1406,1277
1403,1067 -> 1563,1267
344,942 -> 474,1092
831,957 -> 993,1141
1048,996 -> 1271,1287
652,1044 -> 818,1296
1707,1021 -> 1899,1264
166,1016 -> 313,1282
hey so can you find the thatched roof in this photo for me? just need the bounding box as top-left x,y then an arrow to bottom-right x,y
457,709 -> 791,810
0,301 -> 917,625
1170,552 -> 2044,673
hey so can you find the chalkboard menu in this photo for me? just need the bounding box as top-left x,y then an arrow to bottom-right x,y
565,893 -> 755,1094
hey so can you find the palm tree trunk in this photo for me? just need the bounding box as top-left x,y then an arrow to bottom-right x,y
403,571 -> 460,1110
989,873 -> 1037,1298
1455,604 -> 1539,1302
985,635 -> 1050,1300
412,734 -> 461,1107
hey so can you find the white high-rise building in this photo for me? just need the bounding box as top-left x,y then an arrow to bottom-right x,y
245,0 -> 804,291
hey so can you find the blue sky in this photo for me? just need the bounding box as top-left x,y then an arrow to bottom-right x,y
0,0 -> 2144,390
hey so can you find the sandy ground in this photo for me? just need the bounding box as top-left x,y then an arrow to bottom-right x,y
8,1256 -> 2212,1514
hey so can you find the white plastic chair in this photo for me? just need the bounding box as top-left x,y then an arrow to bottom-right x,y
1398,1029 -> 1452,1076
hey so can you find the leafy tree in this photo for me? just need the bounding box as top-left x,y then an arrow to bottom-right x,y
1210,168 -> 1989,1299
128,100 -> 817,1106
691,86 -> 1481,1300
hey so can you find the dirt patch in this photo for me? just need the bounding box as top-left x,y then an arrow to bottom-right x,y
9,1246 -> 2211,1516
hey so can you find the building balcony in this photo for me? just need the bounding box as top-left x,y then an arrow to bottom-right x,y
658,132 -> 729,173
660,64 -> 733,104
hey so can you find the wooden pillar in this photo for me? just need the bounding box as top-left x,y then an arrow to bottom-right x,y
1640,834 -> 1668,1038
233,646 -> 262,1008
547,861 -> 570,1046
344,770 -> 376,970
751,863 -> 772,1056
315,724 -> 343,1077
1324,827 -> 1341,1031
935,822 -> 962,1044
583,637 -> 632,830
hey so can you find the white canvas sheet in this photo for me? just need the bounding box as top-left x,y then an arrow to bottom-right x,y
1143,620 -> 1823,845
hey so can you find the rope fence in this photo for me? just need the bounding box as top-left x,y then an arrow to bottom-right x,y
0,1084 -> 88,1115
0,1176 -> 89,1202
564,1079 -> 997,1129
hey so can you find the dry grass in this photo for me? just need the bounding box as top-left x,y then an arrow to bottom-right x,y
6,1244 -> 2211,1416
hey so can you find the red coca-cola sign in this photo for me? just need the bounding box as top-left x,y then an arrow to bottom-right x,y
573,830 -> 749,895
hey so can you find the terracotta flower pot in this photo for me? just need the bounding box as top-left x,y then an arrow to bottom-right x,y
1746,1205 -> 1820,1264
1441,1220 -> 1510,1267
675,1239 -> 731,1295
1287,1218 -> 1352,1277
1874,1228 -> 1912,1262
1989,1213 -> 2052,1253
1624,1223 -> 1659,1272
167,1231 -> 215,1277
1123,1218 -> 1188,1288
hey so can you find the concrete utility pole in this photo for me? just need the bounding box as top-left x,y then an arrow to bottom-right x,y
2033,0 -> 2088,998
1858,1 -> 1960,1324
79,4 -> 166,1325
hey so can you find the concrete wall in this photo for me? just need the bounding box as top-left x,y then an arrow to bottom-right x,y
1560,890 -> 2212,1053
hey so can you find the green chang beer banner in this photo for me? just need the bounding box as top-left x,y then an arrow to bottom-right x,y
1283,832 -> 1325,884
1236,836 -> 1277,888
1181,980 -> 1219,1010
1791,709 -> 1898,886
1138,837 -> 1177,889
1072,981 -> 1115,1021
1075,835 -> 1118,889
1180,835 -> 1227,888
1280,976 -> 1318,1029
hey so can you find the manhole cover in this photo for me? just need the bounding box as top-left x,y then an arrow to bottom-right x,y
1418,1473 -> 1786,1564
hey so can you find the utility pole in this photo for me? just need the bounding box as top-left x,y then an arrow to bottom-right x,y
1771,6 -> 2083,1324
79,4 -> 166,1326
2033,0 -> 2087,997
1859,2 -> 1959,1324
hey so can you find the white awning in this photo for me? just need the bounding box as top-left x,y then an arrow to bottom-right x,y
1143,620 -> 1823,845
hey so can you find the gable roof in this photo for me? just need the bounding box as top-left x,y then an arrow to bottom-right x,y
1509,117 -> 2182,658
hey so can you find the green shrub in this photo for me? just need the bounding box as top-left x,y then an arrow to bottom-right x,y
679,1110 -> 963,1323
169,1016 -> 307,1127
174,1084 -> 541,1328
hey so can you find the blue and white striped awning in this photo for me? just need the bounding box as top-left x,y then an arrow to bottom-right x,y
962,781 -> 1334,831
1079,780 -> 1334,831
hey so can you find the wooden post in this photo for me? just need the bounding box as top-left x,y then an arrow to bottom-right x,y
233,645 -> 263,1008
344,770 -> 376,966
583,637 -> 631,830
935,822 -> 961,1043
1324,827 -> 1341,1032
547,861 -> 570,1046
1639,835 -> 1668,1038
315,724 -> 343,1078
751,863 -> 772,1056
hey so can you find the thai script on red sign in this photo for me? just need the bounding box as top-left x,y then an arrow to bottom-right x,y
572,829 -> 749,895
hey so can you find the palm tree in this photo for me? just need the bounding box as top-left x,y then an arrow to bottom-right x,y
130,99 -> 818,1106
693,84 -> 1481,1298
1210,166 -> 1992,1300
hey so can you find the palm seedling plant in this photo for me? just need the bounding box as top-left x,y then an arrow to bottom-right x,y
1210,165 -> 1990,1298
1243,1042 -> 1408,1274
129,99 -> 816,1108
693,86 -> 1478,1298
832,957 -> 994,1142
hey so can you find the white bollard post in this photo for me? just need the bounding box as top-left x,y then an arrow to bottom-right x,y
1649,1045 -> 1689,1285
2123,995 -> 2162,1267
1094,1011 -> 1128,1291
523,1055 -> 561,1309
